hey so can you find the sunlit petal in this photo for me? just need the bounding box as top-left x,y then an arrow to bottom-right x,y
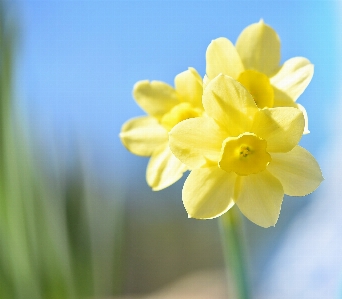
296,103 -> 310,134
236,20 -> 280,76
235,171 -> 284,227
270,57 -> 314,102
267,146 -> 323,196
133,80 -> 180,119
120,116 -> 168,156
146,144 -> 188,191
251,107 -> 304,153
169,117 -> 225,168
206,37 -> 244,80
175,67 -> 203,109
202,74 -> 210,89
203,74 -> 258,136
273,86 -> 298,107
183,167 -> 236,219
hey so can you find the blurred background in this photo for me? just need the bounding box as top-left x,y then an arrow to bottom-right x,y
0,1 -> 339,298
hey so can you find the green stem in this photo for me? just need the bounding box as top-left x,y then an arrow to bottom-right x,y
219,207 -> 250,299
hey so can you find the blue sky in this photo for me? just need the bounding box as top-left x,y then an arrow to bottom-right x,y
15,1 -> 338,188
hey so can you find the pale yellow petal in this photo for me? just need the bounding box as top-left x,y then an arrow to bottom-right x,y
169,117 -> 226,168
270,57 -> 314,101
206,37 -> 244,80
183,167 -> 236,219
267,146 -> 323,196
202,74 -> 210,89
235,170 -> 284,228
133,80 -> 180,119
175,67 -> 203,109
236,20 -> 281,76
272,90 -> 310,134
296,103 -> 309,134
273,86 -> 297,107
146,143 -> 188,191
120,116 -> 168,156
251,107 -> 304,153
203,74 -> 258,136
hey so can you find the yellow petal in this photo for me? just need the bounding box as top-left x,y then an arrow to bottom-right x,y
235,171 -> 284,227
206,37 -> 244,80
133,80 -> 179,120
169,117 -> 226,168
146,143 -> 188,191
237,70 -> 274,108
251,107 -> 304,153
174,67 -> 203,109
272,88 -> 309,135
183,167 -> 236,219
203,74 -> 258,136
273,86 -> 298,107
296,103 -> 310,134
270,57 -> 314,102
120,116 -> 168,156
236,20 -> 281,76
202,74 -> 210,89
267,146 -> 323,196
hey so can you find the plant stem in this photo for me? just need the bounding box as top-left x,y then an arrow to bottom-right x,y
219,207 -> 250,299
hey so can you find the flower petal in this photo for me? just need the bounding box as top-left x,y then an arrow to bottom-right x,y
183,167 -> 236,219
296,103 -> 310,134
120,116 -> 168,156
267,146 -> 323,196
273,86 -> 297,107
206,37 -> 244,80
272,89 -> 309,134
270,57 -> 314,102
251,107 -> 304,153
133,80 -> 180,119
174,67 -> 203,109
203,74 -> 210,89
146,143 -> 188,191
203,74 -> 258,136
236,20 -> 281,76
235,171 -> 284,227
169,117 -> 226,168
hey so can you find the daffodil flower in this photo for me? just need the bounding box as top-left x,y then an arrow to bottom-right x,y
120,67 -> 203,191
169,75 -> 323,228
206,20 -> 313,134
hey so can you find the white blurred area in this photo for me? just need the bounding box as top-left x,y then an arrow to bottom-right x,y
253,5 -> 342,298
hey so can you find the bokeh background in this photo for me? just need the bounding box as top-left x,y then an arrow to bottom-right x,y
0,1 -> 340,298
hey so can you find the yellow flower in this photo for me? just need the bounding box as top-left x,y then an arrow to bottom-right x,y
205,19 -> 313,134
169,75 -> 323,228
120,68 -> 203,191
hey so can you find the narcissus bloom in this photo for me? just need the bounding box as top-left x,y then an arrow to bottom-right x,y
169,75 -> 323,227
120,68 -> 203,191
206,20 -> 313,133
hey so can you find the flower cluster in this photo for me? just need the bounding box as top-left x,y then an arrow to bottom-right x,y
120,20 -> 323,227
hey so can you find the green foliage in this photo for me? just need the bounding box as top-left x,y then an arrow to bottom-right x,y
0,5 -> 124,299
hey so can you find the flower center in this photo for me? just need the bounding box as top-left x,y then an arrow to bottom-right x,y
219,133 -> 271,176
239,145 -> 250,158
237,70 -> 274,108
160,102 -> 202,131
